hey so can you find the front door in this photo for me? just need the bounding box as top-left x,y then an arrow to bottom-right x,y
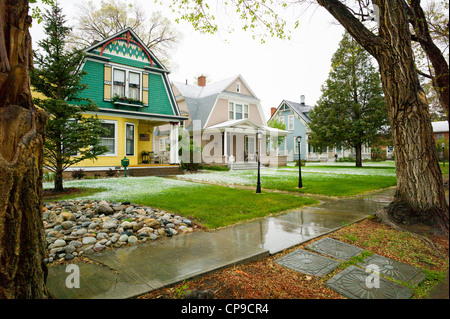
245,136 -> 256,162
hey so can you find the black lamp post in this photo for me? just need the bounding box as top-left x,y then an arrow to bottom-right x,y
443,143 -> 446,168
297,136 -> 303,188
256,131 -> 262,193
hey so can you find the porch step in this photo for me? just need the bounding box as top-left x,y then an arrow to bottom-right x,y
228,162 -> 266,170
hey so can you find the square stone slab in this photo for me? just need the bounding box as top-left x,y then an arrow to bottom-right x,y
306,237 -> 364,261
275,249 -> 341,277
358,254 -> 426,286
326,265 -> 413,299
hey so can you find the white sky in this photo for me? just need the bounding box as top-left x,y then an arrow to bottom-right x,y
29,0 -> 345,121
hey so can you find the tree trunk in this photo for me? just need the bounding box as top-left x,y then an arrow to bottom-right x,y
54,167 -> 64,192
318,0 -> 449,234
355,143 -> 362,167
0,0 -> 50,298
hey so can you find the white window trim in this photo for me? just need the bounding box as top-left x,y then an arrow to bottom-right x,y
228,101 -> 249,120
236,82 -> 241,93
99,119 -> 118,157
279,116 -> 285,126
125,122 -> 136,157
288,115 -> 294,130
294,136 -> 299,154
111,65 -> 143,102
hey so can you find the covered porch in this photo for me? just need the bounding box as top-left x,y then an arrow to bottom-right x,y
203,119 -> 290,168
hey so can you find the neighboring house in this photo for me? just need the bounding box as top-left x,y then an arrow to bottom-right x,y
158,75 -> 289,168
64,28 -> 186,170
432,121 -> 449,142
269,96 -> 371,161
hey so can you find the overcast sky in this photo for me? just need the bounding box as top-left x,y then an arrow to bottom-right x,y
29,0 -> 345,121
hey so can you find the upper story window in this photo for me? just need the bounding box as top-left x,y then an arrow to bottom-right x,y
228,102 -> 249,120
129,72 -> 141,100
113,69 -> 126,98
279,116 -> 285,126
236,82 -> 241,93
288,115 -> 294,130
112,67 -> 142,101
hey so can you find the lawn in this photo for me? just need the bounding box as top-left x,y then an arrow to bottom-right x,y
43,176 -> 318,229
178,162 -> 398,197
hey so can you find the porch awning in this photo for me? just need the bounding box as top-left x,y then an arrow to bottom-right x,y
204,119 -> 291,136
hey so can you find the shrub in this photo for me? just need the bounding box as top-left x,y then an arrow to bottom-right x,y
294,159 -> 306,166
43,172 -> 55,182
106,168 -> 117,177
180,161 -> 202,172
202,165 -> 230,171
71,169 -> 85,179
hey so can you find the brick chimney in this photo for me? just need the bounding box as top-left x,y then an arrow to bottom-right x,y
198,75 -> 206,87
271,107 -> 277,117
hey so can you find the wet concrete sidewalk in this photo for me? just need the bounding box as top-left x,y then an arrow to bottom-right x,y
46,188 -> 394,299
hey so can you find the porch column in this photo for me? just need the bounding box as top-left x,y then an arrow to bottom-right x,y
223,129 -> 228,163
169,122 -> 179,164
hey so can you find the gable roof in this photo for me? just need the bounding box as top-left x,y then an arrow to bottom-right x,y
173,75 -> 262,130
269,99 -> 314,124
84,27 -> 168,71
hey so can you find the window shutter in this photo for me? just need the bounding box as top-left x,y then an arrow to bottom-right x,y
143,73 -> 149,106
104,65 -> 112,101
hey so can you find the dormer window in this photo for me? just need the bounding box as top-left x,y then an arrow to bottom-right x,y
113,69 -> 126,98
129,72 -> 141,100
236,82 -> 241,93
111,67 -> 143,102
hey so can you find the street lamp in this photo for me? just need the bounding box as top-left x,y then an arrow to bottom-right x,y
256,132 -> 262,193
442,143 -> 446,168
296,136 -> 303,188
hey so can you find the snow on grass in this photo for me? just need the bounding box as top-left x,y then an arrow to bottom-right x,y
179,163 -> 396,186
43,176 -> 203,201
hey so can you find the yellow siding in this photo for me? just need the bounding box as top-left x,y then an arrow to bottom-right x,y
72,115 -> 154,168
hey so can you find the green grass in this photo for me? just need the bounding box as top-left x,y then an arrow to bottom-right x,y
127,184 -> 318,229
44,176 -> 318,229
180,163 -> 398,197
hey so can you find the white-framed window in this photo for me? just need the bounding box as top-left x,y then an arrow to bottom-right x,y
125,122 -> 135,156
228,102 -> 234,120
112,66 -> 143,101
113,69 -> 126,98
99,120 -> 118,156
288,115 -> 294,130
228,101 -> 249,120
437,133 -> 444,140
159,137 -> 169,152
279,116 -> 285,126
236,82 -> 241,93
128,72 -> 141,100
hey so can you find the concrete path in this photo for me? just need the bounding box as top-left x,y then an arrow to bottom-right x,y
46,188 -> 394,299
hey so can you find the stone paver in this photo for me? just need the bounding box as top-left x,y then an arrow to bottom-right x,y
306,237 -> 364,261
326,265 -> 413,299
358,254 -> 426,286
274,249 -> 341,277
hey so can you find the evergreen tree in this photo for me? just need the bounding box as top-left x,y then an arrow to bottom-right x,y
308,32 -> 387,167
31,2 -> 108,191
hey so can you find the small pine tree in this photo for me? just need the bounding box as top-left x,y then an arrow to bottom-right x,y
31,2 -> 108,191
308,32 -> 388,167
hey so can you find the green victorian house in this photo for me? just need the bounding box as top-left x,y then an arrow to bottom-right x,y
68,27 -> 186,171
